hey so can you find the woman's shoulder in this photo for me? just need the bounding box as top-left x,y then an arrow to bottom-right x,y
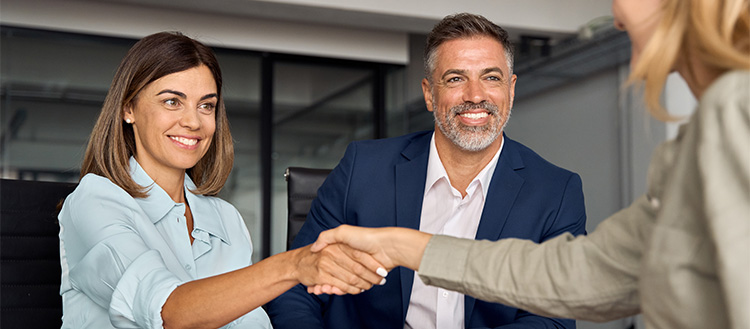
698,70 -> 749,130
701,70 -> 749,109
73,173 -> 132,198
63,173 -> 136,215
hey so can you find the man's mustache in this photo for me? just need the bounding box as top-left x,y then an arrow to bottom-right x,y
450,101 -> 499,115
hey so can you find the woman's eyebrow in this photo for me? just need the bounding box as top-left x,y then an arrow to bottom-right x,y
156,89 -> 186,98
200,93 -> 218,101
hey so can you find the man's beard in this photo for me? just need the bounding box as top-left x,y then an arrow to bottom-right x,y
433,101 -> 509,152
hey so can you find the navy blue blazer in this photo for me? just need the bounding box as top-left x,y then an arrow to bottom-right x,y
267,131 -> 587,329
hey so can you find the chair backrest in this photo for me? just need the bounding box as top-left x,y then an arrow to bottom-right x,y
0,178 -> 77,329
285,167 -> 331,250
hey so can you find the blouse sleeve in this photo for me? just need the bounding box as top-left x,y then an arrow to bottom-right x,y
418,192 -> 656,323
60,176 -> 184,328
696,71 -> 750,329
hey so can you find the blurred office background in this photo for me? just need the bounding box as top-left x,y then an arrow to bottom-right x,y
1,1 -> 696,328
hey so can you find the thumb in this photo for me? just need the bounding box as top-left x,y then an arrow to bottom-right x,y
310,225 -> 350,252
310,238 -> 329,252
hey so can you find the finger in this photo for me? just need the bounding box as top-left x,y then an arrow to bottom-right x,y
338,246 -> 388,285
322,245 -> 380,288
319,251 -> 376,291
330,286 -> 347,295
324,277 -> 362,295
311,225 -> 350,252
308,285 -> 326,295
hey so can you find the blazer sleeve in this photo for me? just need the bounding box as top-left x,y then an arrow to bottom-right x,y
266,143 -> 359,329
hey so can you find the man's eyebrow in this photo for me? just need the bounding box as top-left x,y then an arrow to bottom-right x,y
200,93 -> 218,101
440,67 -> 506,80
440,69 -> 467,80
156,89 -> 186,98
482,67 -> 505,77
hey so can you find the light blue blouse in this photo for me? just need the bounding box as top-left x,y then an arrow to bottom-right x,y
58,157 -> 272,328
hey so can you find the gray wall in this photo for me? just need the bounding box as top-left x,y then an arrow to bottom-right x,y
509,69 -> 623,230
507,66 -> 666,329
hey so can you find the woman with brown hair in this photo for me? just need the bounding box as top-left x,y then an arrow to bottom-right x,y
312,0 -> 750,327
58,31 -> 384,329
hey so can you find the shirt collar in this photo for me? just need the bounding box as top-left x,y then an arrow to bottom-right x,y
129,157 -> 230,244
424,133 -> 504,198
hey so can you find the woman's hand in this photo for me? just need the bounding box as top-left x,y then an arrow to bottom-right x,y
291,242 -> 387,295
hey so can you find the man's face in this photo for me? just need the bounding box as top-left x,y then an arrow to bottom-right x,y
422,36 -> 516,152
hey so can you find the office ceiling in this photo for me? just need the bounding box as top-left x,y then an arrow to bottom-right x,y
89,0 -> 613,43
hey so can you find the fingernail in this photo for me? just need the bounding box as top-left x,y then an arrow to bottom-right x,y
361,289 -> 365,293
379,278 -> 387,285
376,267 -> 388,277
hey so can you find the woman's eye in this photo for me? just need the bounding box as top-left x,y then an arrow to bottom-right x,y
199,103 -> 216,113
164,98 -> 179,107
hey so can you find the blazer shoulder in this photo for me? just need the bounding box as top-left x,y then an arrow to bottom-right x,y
348,130 -> 432,158
505,136 -> 579,180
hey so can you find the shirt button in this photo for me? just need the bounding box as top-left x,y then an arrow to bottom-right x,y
442,291 -> 449,298
185,264 -> 192,271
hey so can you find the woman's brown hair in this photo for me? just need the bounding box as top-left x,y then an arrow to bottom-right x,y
81,31 -> 234,197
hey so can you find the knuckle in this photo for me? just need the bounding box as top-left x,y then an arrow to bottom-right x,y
353,264 -> 366,276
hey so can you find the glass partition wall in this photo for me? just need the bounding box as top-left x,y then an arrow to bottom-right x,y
270,61 -> 375,255
0,26 -> 406,261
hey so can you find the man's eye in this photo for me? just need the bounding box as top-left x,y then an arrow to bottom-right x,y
486,76 -> 501,81
447,77 -> 462,82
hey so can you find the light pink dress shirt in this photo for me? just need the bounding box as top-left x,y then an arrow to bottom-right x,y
404,134 -> 503,329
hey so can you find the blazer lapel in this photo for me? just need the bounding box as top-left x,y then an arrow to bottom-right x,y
464,136 -> 525,326
395,132 -> 430,321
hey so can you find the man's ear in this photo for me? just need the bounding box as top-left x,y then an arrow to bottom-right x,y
509,74 -> 517,109
422,78 -> 434,112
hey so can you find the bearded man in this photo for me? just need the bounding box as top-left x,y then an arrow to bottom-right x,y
268,12 -> 586,329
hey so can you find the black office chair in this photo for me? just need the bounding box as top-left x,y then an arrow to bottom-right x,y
284,167 -> 332,250
0,179 -> 77,329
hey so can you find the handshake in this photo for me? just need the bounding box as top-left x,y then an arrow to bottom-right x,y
293,225 -> 432,295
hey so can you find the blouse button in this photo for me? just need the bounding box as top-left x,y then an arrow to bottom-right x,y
649,196 -> 661,209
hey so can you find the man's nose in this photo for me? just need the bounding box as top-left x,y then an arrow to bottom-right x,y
462,80 -> 487,104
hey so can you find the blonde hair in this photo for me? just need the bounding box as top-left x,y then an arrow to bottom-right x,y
629,0 -> 750,121
81,32 -> 234,198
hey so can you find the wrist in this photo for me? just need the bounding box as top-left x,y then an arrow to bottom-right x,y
286,247 -> 307,284
387,228 -> 430,271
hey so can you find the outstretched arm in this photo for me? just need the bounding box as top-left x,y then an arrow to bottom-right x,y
162,243 -> 384,328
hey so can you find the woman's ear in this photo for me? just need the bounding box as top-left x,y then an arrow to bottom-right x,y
123,104 -> 134,124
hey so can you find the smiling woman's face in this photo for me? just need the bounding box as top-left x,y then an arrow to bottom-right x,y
612,0 -> 663,67
124,64 -> 217,179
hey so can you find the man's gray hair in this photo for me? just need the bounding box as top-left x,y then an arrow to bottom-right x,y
424,13 -> 515,81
